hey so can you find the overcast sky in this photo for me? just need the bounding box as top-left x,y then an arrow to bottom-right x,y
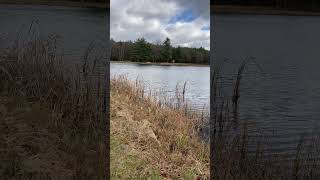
111,0 -> 210,50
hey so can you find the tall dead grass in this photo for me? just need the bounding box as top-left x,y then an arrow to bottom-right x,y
210,58 -> 320,180
0,26 -> 107,179
110,75 -> 209,179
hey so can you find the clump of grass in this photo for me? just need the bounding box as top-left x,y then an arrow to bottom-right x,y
0,26 -> 107,179
210,59 -> 320,179
110,75 -> 209,179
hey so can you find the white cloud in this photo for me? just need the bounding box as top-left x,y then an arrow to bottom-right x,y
110,0 -> 210,50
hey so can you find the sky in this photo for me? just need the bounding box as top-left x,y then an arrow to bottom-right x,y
110,0 -> 210,50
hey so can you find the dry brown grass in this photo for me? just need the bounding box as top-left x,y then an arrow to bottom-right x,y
110,75 -> 209,179
210,60 -> 320,180
0,33 -> 107,179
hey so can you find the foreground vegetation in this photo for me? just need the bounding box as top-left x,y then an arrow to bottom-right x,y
0,33 -> 107,178
110,76 -> 209,179
111,58 -> 320,179
210,59 -> 320,179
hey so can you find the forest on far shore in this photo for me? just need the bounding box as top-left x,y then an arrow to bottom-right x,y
111,37 -> 210,64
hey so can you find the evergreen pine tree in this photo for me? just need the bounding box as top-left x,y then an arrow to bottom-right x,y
160,37 -> 172,62
132,38 -> 152,62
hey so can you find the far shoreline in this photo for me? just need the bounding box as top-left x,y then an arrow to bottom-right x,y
212,5 -> 320,16
111,61 -> 209,67
0,0 -> 108,9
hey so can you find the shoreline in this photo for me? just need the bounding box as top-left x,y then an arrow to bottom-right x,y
212,5 -> 320,16
0,0 -> 108,9
111,77 -> 209,178
111,61 -> 209,67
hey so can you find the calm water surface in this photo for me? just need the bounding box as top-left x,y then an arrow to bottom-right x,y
213,14 -> 320,158
0,4 -> 108,61
111,62 -> 210,112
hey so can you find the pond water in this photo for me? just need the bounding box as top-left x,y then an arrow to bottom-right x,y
111,62 -> 210,112
213,14 -> 320,159
0,4 -> 108,61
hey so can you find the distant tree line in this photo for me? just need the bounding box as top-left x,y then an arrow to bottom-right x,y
214,0 -> 320,11
111,37 -> 210,64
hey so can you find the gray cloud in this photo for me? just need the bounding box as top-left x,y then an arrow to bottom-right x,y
162,0 -> 210,19
111,0 -> 210,50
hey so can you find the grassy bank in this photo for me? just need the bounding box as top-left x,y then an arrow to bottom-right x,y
110,76 -> 209,179
0,0 -> 108,9
0,33 -> 107,178
212,5 -> 320,16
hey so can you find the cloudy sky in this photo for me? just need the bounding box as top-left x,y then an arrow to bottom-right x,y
111,0 -> 210,50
